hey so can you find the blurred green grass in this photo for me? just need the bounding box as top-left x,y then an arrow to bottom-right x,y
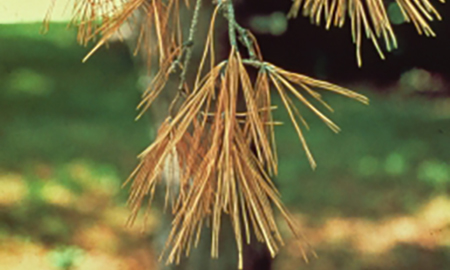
275,90 -> 450,220
0,23 -> 147,174
0,23 -> 449,270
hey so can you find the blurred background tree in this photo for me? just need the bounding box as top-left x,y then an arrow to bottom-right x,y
0,1 -> 449,270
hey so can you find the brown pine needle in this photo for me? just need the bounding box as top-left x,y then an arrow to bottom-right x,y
239,61 -> 368,169
126,45 -> 368,267
288,0 -> 444,65
126,49 -> 329,268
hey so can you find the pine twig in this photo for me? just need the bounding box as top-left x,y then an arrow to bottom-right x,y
178,0 -> 203,90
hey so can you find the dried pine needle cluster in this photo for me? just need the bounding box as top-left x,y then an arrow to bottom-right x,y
289,0 -> 445,66
45,0 -> 443,268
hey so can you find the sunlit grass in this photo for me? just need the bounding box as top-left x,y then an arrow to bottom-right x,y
0,161 -> 160,270
276,196 -> 450,270
0,174 -> 28,206
41,183 -> 75,207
